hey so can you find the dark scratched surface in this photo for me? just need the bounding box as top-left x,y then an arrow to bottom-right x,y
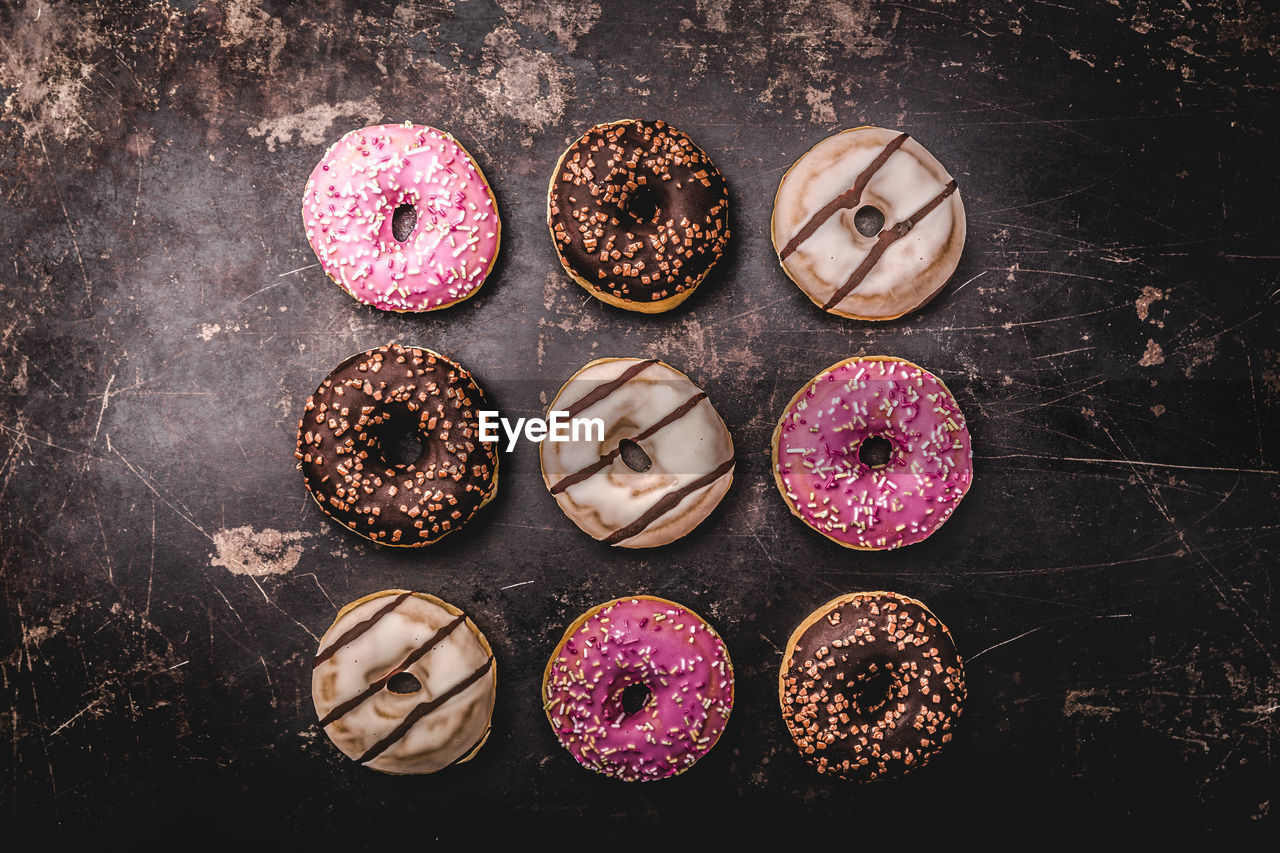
1,0 -> 1278,837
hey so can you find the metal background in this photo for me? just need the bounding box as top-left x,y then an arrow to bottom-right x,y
1,0 -> 1277,836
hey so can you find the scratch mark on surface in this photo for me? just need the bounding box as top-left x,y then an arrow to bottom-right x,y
91,493 -> 113,582
972,166 -> 1124,215
238,278 -> 290,304
991,379 -> 1107,418
278,263 -> 318,278
750,528 -> 781,566
967,626 -> 1045,663
0,423 -> 101,460
50,696 -> 106,737
948,269 -> 988,298
146,499 -> 155,618
112,447 -> 213,541
91,373 -> 114,442
131,147 -> 142,226
1098,420 -> 1278,669
32,117 -> 92,303
920,304 -> 1126,334
297,572 -> 336,608
1031,346 -> 1094,360
974,454 -> 1278,476
500,580 -> 535,590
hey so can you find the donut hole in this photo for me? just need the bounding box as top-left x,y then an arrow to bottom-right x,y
853,204 -> 886,238
618,438 -> 652,473
623,184 -> 660,225
850,666 -> 896,715
858,435 -> 894,469
386,671 -> 422,695
620,682 -> 652,716
374,416 -> 425,469
391,202 -> 418,242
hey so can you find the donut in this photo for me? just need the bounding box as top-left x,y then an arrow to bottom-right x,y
539,357 -> 734,548
295,343 -> 499,546
771,126 -> 965,320
543,595 -> 734,781
312,589 -> 496,774
302,122 -> 500,312
547,119 -> 730,313
779,591 -> 965,782
772,356 -> 972,550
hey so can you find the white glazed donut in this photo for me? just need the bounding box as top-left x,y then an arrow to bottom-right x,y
539,358 -> 735,548
771,126 -> 966,320
311,590 -> 496,774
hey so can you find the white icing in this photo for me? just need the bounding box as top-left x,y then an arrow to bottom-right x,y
540,359 -> 735,548
772,127 -> 966,319
312,591 -> 495,774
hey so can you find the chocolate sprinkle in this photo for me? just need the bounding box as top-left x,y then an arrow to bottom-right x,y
780,592 -> 965,782
548,119 -> 730,306
295,343 -> 499,546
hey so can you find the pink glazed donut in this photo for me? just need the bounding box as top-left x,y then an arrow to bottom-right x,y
302,122 -> 500,312
772,356 -> 973,549
542,596 -> 734,781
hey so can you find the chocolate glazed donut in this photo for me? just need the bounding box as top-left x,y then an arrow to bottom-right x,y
780,591 -> 965,782
548,119 -> 730,313
295,343 -> 499,546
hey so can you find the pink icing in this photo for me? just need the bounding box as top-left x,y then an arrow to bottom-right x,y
775,357 -> 973,549
302,122 -> 500,312
544,597 -> 734,781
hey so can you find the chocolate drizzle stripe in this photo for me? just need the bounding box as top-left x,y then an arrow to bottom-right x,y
549,392 -> 709,495
316,614 -> 467,728
779,132 -> 909,261
356,657 -> 494,765
565,359 -> 658,417
821,179 -> 958,311
602,457 -> 735,545
313,592 -> 412,668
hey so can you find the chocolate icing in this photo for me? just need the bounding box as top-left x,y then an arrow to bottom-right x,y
548,120 -> 730,306
780,592 -> 965,782
295,343 -> 499,546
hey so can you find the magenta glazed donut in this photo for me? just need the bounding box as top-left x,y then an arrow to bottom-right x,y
542,596 -> 734,781
772,356 -> 973,549
302,122 -> 500,312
